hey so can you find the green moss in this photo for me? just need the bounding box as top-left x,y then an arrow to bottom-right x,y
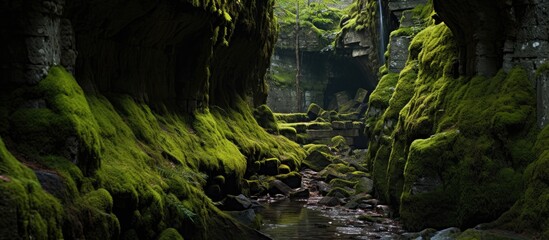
9,66 -> 102,175
395,23 -> 533,229
368,73 -> 399,109
158,228 -> 184,240
456,229 -> 529,240
75,188 -> 121,239
330,135 -> 347,149
253,104 -> 279,134
492,124 -> 549,238
274,1 -> 343,49
0,137 -> 64,239
278,164 -> 291,174
326,187 -> 353,198
303,144 -> 331,154
279,126 -> 297,141
279,122 -> 307,133
364,10 -> 537,231
274,113 -> 310,123
303,150 -> 335,171
329,178 -> 357,189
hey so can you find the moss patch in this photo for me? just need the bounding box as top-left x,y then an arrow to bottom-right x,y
365,21 -> 537,232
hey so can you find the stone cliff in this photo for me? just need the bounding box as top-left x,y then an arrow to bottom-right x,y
363,0 -> 549,237
0,0 -> 305,239
266,0 -> 378,112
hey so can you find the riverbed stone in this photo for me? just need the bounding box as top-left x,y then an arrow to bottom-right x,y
223,194 -> 252,211
318,196 -> 342,206
289,188 -> 310,199
315,180 -> 331,195
354,177 -> 374,194
303,150 -> 334,171
259,158 -> 281,176
307,103 -> 323,120
278,164 -> 291,174
225,209 -> 258,228
430,227 -> 461,240
326,187 -> 353,198
276,171 -> 302,189
268,179 -> 293,196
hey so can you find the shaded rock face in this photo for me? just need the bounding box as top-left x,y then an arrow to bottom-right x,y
0,0 -> 76,84
1,0 -> 276,110
435,0 -> 549,127
267,51 -> 376,112
434,0 -> 549,78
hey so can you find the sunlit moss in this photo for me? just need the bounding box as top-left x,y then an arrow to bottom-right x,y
0,137 -> 64,239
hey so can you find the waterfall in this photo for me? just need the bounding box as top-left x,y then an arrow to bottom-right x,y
377,0 -> 386,64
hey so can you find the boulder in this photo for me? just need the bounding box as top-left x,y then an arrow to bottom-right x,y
354,88 -> 369,103
253,104 -> 279,134
258,158 -> 281,176
225,209 -> 257,228
326,187 -> 353,198
318,196 -> 342,206
278,164 -> 291,174
306,103 -> 323,120
303,150 -> 333,171
354,177 -> 374,194
315,181 -> 331,195
268,179 -> 293,196
289,188 -> 310,199
276,172 -> 302,188
223,194 -> 252,211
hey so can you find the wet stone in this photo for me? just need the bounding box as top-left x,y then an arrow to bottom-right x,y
289,188 -> 310,199
223,194 -> 252,211
318,196 -> 342,206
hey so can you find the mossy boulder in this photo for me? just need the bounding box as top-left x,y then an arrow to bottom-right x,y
319,164 -> 354,182
276,171 -> 302,189
278,164 -> 291,174
303,144 -> 331,154
306,103 -> 323,120
326,187 -> 353,198
253,104 -> 279,134
329,178 -> 357,189
279,126 -> 297,141
330,135 -> 349,152
158,228 -> 184,240
274,113 -> 309,123
9,67 -> 102,176
258,158 -> 281,176
303,150 -> 334,171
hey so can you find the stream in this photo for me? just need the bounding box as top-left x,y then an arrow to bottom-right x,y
258,169 -> 403,239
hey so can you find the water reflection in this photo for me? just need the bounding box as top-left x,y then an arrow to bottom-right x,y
260,199 -> 364,240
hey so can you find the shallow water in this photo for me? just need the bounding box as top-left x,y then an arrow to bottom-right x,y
259,198 -> 402,239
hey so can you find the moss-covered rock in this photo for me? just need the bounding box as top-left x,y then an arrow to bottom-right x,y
326,187 -> 353,198
363,1 -> 538,232
158,228 -> 184,240
307,103 -> 324,120
0,137 -> 64,239
279,126 -> 297,141
278,164 -> 291,175
258,158 -> 281,176
254,104 -> 279,134
9,67 -> 102,176
274,113 -> 310,123
303,150 -> 335,171
276,171 -> 302,189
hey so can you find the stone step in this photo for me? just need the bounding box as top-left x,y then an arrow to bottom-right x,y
306,129 -> 361,138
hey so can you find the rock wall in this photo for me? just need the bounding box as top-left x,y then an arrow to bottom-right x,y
0,0 -> 306,239
364,0 -> 549,237
0,0 -> 76,84
266,0 -> 377,112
